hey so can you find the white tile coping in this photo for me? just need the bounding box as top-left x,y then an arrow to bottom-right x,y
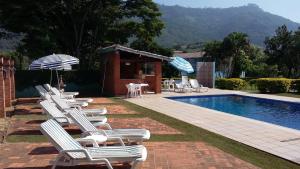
127,89 -> 300,164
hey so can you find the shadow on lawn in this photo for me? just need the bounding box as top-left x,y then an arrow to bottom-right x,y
26,120 -> 45,124
12,109 -> 43,116
9,130 -> 42,135
9,128 -> 81,136
29,146 -> 58,155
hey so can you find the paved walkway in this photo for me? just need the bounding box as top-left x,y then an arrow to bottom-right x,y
127,89 -> 300,164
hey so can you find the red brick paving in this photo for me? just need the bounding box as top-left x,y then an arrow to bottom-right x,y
107,118 -> 181,134
0,142 -> 259,169
91,98 -> 115,104
7,116 -> 181,136
87,104 -> 139,114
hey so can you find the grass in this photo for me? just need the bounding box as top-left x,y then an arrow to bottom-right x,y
112,97 -> 300,169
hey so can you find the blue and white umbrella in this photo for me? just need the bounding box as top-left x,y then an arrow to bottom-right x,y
169,56 -> 194,73
29,54 -> 79,70
29,54 -> 79,87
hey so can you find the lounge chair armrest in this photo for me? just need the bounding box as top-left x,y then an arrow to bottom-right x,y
75,138 -> 99,147
52,117 -> 70,124
64,105 -> 82,111
81,130 -> 107,137
60,149 -> 113,168
63,92 -> 79,96
61,149 -> 93,160
106,137 -> 125,146
62,94 -> 74,99
98,123 -> 112,130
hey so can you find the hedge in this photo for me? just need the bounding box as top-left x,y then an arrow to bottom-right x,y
291,79 -> 300,92
215,78 -> 247,90
15,70 -> 103,97
255,78 -> 292,93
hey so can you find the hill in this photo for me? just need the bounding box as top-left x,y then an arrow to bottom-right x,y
156,4 -> 300,47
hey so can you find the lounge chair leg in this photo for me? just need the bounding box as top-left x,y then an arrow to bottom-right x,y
104,160 -> 114,169
131,161 -> 138,169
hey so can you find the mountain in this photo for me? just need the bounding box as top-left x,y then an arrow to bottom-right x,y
156,4 -> 300,47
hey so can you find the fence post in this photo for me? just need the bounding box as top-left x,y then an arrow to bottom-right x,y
10,60 -> 15,100
4,58 -> 11,107
0,57 -> 6,118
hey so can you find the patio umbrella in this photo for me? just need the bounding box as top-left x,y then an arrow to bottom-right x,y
169,56 -> 194,74
29,54 -> 79,88
29,54 -> 79,70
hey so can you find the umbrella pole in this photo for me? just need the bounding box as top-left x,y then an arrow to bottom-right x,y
50,69 -> 53,85
56,69 -> 60,91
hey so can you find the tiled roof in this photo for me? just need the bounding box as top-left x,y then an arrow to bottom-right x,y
99,44 -> 171,61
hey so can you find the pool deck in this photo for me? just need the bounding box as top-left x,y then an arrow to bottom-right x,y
127,89 -> 300,164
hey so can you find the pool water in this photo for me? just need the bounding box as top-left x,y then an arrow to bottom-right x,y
169,95 -> 300,130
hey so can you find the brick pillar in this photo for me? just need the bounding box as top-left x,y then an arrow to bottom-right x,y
4,59 -> 11,107
0,57 -> 5,118
154,62 -> 162,93
113,51 -> 120,95
10,60 -> 15,100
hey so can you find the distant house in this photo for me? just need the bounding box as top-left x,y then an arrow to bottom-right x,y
173,51 -> 205,72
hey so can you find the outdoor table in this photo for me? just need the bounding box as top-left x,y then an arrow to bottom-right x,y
139,83 -> 149,94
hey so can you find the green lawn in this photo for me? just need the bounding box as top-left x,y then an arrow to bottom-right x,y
5,97 -> 300,169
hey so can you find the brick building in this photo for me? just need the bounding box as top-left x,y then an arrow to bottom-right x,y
98,45 -> 170,96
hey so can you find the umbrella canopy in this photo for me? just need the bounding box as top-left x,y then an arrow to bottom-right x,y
29,54 -> 79,70
169,56 -> 194,73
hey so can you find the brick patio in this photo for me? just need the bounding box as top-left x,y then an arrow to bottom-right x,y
0,142 -> 259,169
0,97 -> 261,169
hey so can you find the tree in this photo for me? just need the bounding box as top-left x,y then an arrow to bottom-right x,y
264,25 -> 296,77
0,0 -> 164,69
203,32 -> 250,77
222,32 -> 250,77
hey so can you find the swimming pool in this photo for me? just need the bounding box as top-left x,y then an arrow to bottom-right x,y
168,95 -> 300,130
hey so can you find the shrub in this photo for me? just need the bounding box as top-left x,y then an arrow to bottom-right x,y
291,79 -> 300,92
255,78 -> 291,93
215,78 -> 247,90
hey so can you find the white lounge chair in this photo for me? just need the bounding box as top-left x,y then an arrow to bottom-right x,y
51,95 -> 107,116
174,80 -> 192,93
40,100 -> 108,127
68,109 -> 150,144
44,83 -> 79,96
44,84 -> 93,103
35,85 -> 88,107
189,79 -> 209,92
40,119 -> 147,169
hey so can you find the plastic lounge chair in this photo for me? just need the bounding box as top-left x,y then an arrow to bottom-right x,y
174,81 -> 192,93
40,119 -> 147,169
35,85 -> 88,107
44,83 -> 79,96
40,100 -> 108,127
68,109 -> 150,144
51,95 -> 107,116
44,84 -> 93,103
189,79 -> 209,92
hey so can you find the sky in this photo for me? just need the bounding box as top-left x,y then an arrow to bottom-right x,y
154,0 -> 300,23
